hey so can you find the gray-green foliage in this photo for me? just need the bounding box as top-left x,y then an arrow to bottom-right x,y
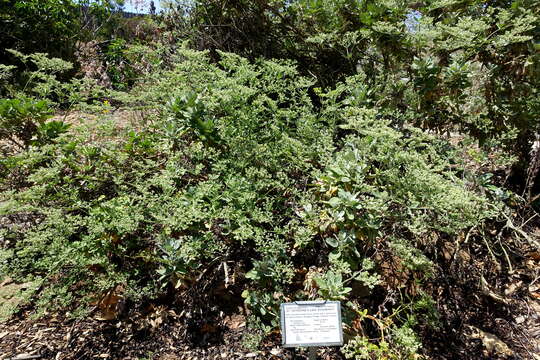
0,0 -> 536,356
182,0 -> 538,165
3,49 -> 105,106
0,47 -> 335,316
0,46 -> 504,358
310,82 -> 499,356
341,324 -> 421,360
402,0 -> 539,166
318,103 -> 494,236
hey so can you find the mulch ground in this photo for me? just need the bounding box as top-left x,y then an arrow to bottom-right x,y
1,292 -> 538,360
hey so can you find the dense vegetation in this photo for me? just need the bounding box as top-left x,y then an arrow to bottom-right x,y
1,0 -> 539,359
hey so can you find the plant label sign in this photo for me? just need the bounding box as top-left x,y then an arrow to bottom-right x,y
280,301 -> 343,348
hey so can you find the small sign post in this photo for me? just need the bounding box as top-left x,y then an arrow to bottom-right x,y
280,301 -> 343,359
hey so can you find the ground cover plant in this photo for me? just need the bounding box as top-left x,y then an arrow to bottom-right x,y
1,1 -> 539,359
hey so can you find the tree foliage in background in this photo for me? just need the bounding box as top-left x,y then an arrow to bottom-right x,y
166,0 -> 410,88
405,0 -> 540,175
0,0 -> 80,60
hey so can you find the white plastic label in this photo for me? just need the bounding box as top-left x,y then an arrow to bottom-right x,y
280,301 -> 343,347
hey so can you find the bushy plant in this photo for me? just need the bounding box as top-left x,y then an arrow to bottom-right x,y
3,50 -> 106,108
0,47 -> 335,319
304,81 -> 501,355
0,98 -> 53,149
0,45 -> 512,358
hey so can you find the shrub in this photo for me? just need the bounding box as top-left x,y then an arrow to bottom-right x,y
0,47 -> 506,358
0,48 -> 334,320
0,98 -> 53,149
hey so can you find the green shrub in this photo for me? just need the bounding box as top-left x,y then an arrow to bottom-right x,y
0,98 -> 53,149
0,47 -> 506,358
0,48 -> 334,318
0,0 -> 80,60
308,87 -> 500,355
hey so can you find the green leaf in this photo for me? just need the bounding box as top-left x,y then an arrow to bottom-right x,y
325,237 -> 339,248
245,270 -> 259,280
328,197 -> 341,207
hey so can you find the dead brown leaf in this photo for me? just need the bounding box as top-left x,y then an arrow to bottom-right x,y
223,314 -> 245,330
92,285 -> 125,321
466,325 -> 514,357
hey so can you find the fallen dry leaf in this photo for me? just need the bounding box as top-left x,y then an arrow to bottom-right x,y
530,284 -> 540,300
92,285 -> 125,321
223,314 -> 245,330
466,325 -> 514,357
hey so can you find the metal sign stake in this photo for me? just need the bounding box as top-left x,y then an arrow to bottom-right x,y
308,346 -> 318,360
